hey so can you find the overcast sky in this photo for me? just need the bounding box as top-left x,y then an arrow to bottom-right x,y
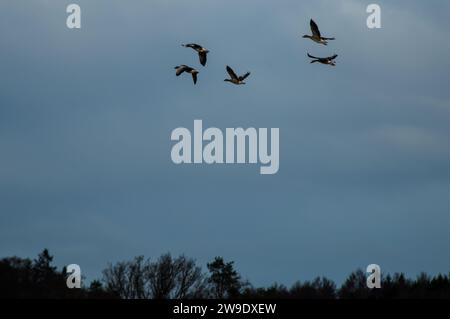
1,0 -> 450,286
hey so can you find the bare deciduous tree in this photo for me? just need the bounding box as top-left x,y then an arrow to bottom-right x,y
102,253 -> 204,299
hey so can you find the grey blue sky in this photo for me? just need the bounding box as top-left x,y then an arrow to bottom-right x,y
1,0 -> 450,286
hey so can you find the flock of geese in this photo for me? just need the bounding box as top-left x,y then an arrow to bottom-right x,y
175,19 -> 338,85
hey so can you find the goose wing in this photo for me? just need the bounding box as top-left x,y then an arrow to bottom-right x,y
183,43 -> 202,51
175,65 -> 189,76
310,19 -> 321,38
199,51 -> 207,66
307,53 -> 319,59
226,65 -> 239,81
191,73 -> 198,84
239,72 -> 251,81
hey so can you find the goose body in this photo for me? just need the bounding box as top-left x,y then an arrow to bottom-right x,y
182,43 -> 209,66
307,53 -> 338,66
303,19 -> 335,45
224,65 -> 250,85
174,65 -> 199,84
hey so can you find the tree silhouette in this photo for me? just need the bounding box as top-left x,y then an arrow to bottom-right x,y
338,269 -> 372,299
172,255 -> 206,298
241,283 -> 290,299
289,277 -> 336,299
207,257 -> 243,298
33,249 -> 57,286
1,250 -> 450,299
102,253 -> 204,299
103,256 -> 148,299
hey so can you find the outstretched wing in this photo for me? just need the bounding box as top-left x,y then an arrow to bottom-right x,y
226,65 -> 239,80
199,52 -> 207,66
175,65 -> 188,76
239,72 -> 251,81
183,43 -> 202,51
307,53 -> 319,59
191,73 -> 197,84
310,19 -> 321,38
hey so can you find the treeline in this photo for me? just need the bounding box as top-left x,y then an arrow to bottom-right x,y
1,249 -> 449,299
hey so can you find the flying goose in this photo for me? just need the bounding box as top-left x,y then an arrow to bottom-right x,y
182,43 -> 209,66
307,53 -> 338,66
224,65 -> 250,85
303,19 -> 335,45
174,65 -> 199,84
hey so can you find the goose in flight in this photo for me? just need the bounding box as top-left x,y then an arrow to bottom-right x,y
182,43 -> 209,66
307,53 -> 338,66
224,65 -> 250,85
303,19 -> 335,45
174,65 -> 199,84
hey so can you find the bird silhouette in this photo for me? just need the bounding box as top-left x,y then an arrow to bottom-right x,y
174,65 -> 199,84
303,19 -> 335,45
182,43 -> 209,66
224,65 -> 251,85
307,53 -> 338,66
